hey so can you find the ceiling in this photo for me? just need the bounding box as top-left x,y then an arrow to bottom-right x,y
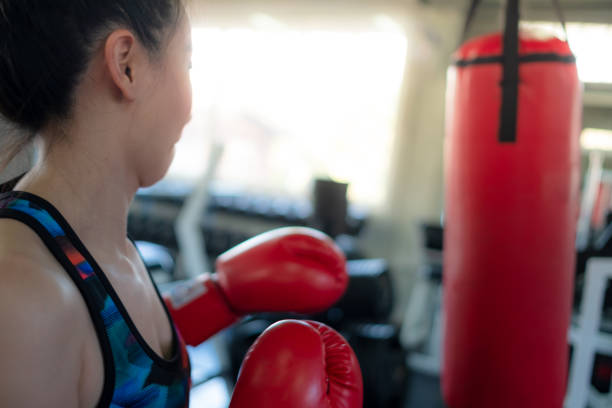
420,0 -> 612,23
422,0 -> 611,8
192,0 -> 612,27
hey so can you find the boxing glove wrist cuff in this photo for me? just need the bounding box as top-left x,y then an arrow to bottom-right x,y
164,274 -> 240,346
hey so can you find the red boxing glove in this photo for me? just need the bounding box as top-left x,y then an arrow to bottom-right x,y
164,227 -> 348,346
229,319 -> 363,408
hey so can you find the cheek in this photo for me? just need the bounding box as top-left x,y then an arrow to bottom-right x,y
171,67 -> 192,118
181,77 -> 193,124
154,68 -> 192,141
172,81 -> 192,143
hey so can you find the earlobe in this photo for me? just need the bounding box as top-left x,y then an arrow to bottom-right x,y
104,29 -> 137,101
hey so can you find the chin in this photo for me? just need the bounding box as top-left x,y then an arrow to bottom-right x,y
139,147 -> 176,188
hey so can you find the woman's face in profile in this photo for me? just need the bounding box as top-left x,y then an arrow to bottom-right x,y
134,12 -> 193,186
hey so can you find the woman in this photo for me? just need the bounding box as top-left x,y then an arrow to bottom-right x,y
0,2 -> 364,408
0,1 -> 194,406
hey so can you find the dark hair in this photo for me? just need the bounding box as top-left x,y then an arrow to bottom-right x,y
0,0 -> 183,137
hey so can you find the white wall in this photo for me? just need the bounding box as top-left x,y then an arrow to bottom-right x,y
360,4 -> 463,323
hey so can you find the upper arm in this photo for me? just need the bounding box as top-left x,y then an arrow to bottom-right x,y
0,255 -> 82,407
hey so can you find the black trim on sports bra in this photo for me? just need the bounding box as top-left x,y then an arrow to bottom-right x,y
11,191 -> 182,371
129,236 -> 183,365
0,208 -> 116,408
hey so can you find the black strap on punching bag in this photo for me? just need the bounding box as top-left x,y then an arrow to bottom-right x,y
551,0 -> 569,41
499,0 -> 520,143
461,0 -> 569,143
461,0 -> 483,44
460,0 -> 520,143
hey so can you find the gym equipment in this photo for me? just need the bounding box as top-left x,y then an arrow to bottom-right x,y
128,182 -> 368,258
568,259 -> 612,407
175,142 -> 224,278
311,178 -> 349,238
346,323 -> 408,408
326,258 -> 393,323
443,1 -> 581,407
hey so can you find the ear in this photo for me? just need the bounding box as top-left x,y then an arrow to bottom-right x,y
104,29 -> 139,101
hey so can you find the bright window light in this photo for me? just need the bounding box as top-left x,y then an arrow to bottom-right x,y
581,128 -> 612,152
521,22 -> 612,84
167,24 -> 407,207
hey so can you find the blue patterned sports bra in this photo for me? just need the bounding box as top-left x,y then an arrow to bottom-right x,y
0,190 -> 191,407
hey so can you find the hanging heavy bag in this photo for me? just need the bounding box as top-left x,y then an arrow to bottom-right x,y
442,1 -> 581,407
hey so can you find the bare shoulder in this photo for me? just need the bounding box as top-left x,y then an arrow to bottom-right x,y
0,219 -> 84,407
0,218 -> 80,313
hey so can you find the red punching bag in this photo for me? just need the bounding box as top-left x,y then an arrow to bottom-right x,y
442,1 -> 581,407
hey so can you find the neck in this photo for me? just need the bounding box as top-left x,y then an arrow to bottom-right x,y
15,129 -> 140,260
